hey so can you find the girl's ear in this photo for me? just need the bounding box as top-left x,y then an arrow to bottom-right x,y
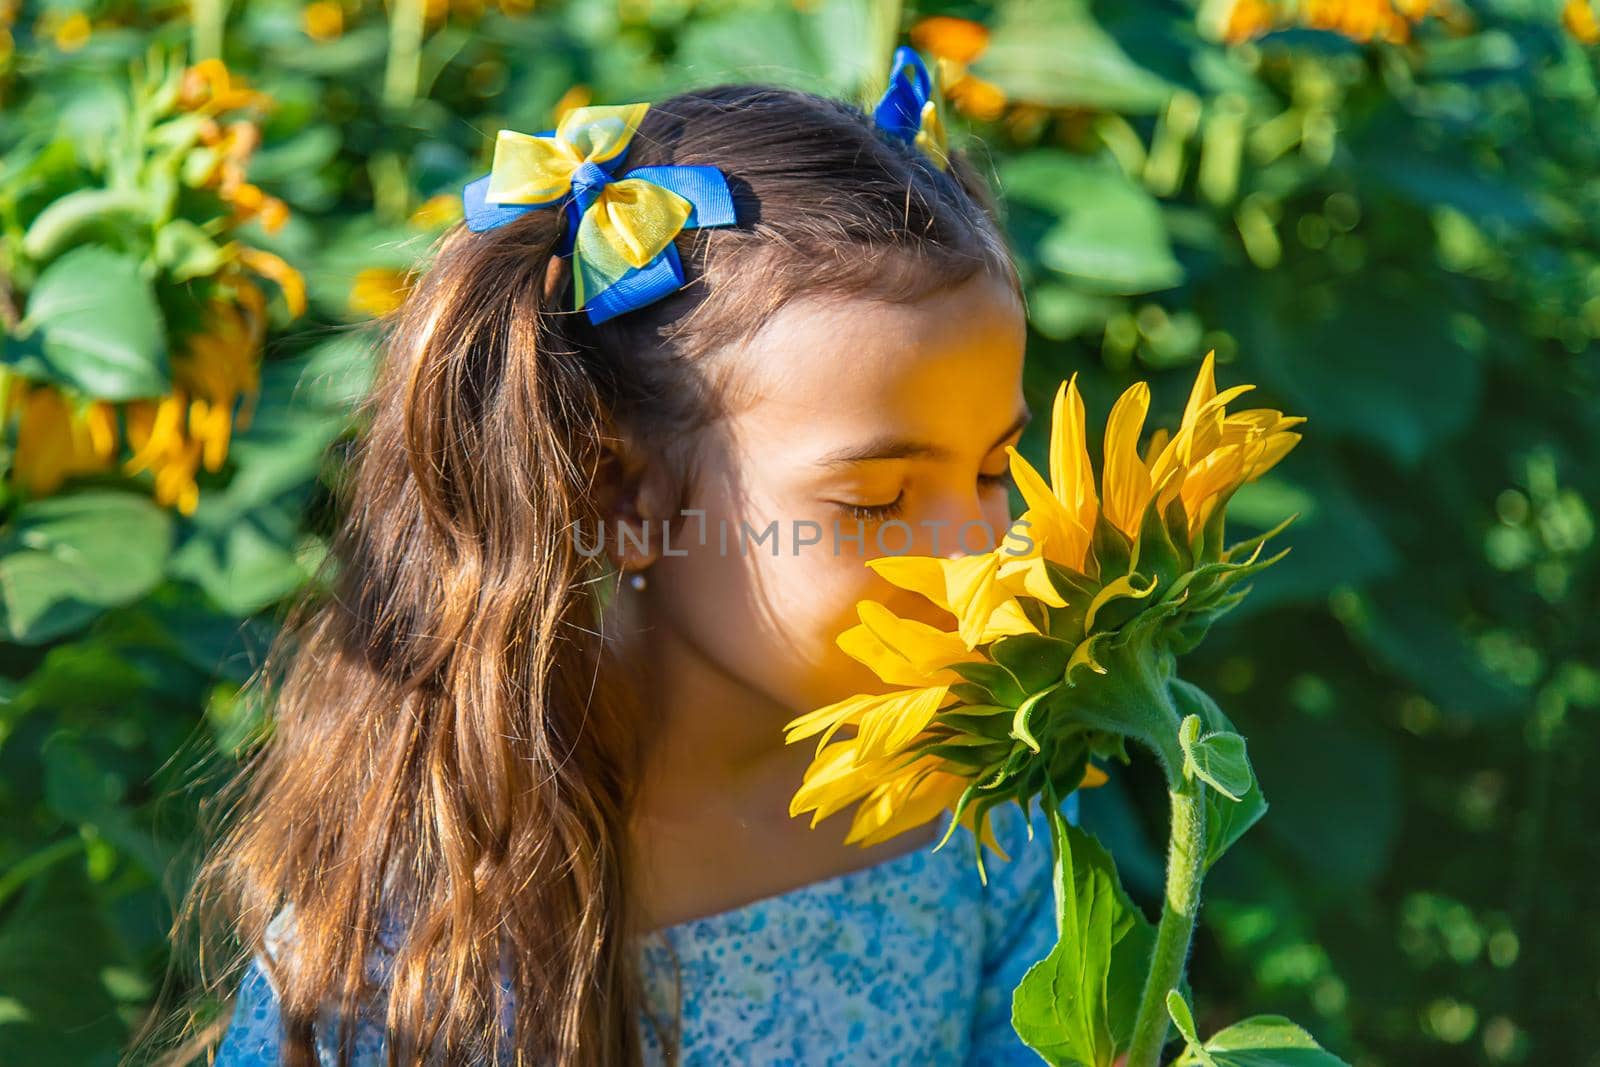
593,428 -> 677,571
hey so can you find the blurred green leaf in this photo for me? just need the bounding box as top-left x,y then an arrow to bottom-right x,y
0,860 -> 126,1065
1224,283 -> 1483,466
1358,584 -> 1527,721
171,501 -> 319,616
11,246 -> 169,401
0,492 -> 173,644
20,188 -> 154,262
674,7 -> 834,91
974,0 -> 1173,113
1001,152 -> 1184,294
1251,713 -> 1400,893
153,218 -> 227,282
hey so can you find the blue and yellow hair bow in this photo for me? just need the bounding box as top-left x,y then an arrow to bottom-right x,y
873,46 -> 950,171
461,103 -> 737,324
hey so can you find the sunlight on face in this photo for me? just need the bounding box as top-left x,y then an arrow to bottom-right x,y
645,269 -> 1029,714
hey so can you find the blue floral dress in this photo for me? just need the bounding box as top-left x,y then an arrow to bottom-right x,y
214,791 -> 1079,1066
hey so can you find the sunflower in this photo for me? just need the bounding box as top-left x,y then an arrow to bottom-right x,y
1217,0 -> 1463,43
4,379 -> 118,495
908,16 -> 1007,122
1564,0 -> 1600,43
123,268 -> 273,515
784,351 -> 1302,880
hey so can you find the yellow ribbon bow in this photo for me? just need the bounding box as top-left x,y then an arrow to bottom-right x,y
483,103 -> 695,309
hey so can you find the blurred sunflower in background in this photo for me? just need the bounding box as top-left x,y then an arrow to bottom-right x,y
2,56 -> 304,515
1214,0 -> 1471,43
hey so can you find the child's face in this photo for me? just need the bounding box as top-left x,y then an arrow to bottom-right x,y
642,268 -> 1029,716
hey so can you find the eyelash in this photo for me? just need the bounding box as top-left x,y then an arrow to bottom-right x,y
838,471 -> 1013,522
839,494 -> 906,522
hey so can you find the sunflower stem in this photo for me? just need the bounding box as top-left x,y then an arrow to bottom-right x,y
1125,771 -> 1207,1067
189,0 -> 230,62
383,0 -> 426,110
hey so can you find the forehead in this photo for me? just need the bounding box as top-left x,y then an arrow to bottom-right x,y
716,272 -> 1026,446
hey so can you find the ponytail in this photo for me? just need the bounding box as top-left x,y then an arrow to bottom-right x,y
181,207 -> 660,1065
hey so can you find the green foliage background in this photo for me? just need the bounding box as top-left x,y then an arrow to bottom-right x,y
1,0 -> 1596,1064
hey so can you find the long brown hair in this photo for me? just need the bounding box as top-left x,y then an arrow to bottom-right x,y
154,82 -> 1019,1065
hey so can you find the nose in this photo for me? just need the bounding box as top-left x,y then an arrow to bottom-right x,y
920,488 -> 1009,560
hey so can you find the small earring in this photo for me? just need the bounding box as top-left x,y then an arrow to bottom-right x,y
628,570 -> 648,592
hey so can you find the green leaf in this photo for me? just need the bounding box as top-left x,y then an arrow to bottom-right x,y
949,661 -> 1027,707
0,860 -> 126,1064
171,501 -> 321,616
1130,492 -> 1185,592
1169,682 -> 1269,864
992,633 -> 1075,694
1012,812 -> 1154,1066
1359,583 -> 1525,722
1000,152 -> 1184,295
262,22 -> 388,74
1084,509 -> 1133,584
1012,684 -> 1060,753
41,735 -> 172,877
1221,463 -> 1397,614
1167,990 -> 1199,1044
1204,772 -> 1268,873
673,7 -> 832,93
1174,1015 -> 1350,1067
1223,281 -> 1481,466
154,218 -> 227,282
1083,571 -> 1158,633
19,188 -> 154,261
1178,714 -> 1255,802
1167,991 -> 1217,1066
952,682 -> 1006,707
0,491 -> 174,643
14,246 -> 168,400
1249,713 -> 1400,893
972,0 -> 1174,113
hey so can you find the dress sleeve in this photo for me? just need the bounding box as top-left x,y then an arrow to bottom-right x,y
966,789 -> 1082,1066
214,954 -> 286,1066
212,907 -> 395,1067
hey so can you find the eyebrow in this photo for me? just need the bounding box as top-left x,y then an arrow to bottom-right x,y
815,407 -> 1033,469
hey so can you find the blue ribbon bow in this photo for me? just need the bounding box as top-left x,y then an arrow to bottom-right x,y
873,46 -> 951,171
460,105 -> 738,325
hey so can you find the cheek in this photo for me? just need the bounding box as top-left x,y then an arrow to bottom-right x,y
645,481 -> 1019,712
648,489 -> 891,711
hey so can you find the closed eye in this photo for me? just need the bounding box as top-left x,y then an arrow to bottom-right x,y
836,491 -> 906,522
979,469 -> 1014,492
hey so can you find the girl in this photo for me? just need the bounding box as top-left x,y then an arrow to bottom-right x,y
192,77 -> 1084,1065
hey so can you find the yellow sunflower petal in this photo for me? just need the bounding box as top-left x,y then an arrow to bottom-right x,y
995,554 -> 1068,609
1050,375 -> 1099,536
784,691 -> 877,748
788,737 -> 875,824
854,684 -> 951,765
839,600 -> 977,687
866,554 -> 953,612
846,763 -> 964,847
1006,445 -> 1092,572
1102,380 -> 1153,537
